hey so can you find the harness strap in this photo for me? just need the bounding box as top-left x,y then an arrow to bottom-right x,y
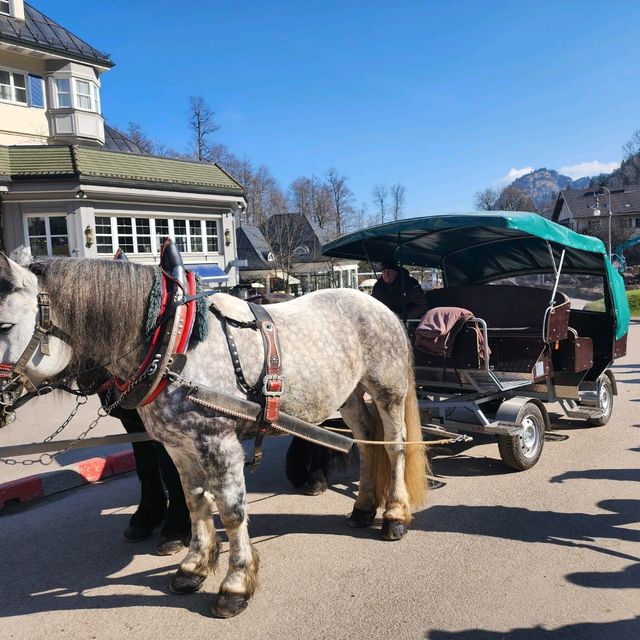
246,303 -> 284,469
6,292 -> 53,393
248,302 -> 284,424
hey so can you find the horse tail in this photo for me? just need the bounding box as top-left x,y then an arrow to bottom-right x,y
403,358 -> 429,510
371,355 -> 429,514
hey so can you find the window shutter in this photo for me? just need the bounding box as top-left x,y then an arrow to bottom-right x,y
28,74 -> 45,108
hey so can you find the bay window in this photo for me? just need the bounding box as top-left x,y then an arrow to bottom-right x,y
53,76 -> 100,112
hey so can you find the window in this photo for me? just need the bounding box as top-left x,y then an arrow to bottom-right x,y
75,79 -> 93,110
136,219 -> 152,253
155,219 -> 169,250
53,77 -> 100,111
188,220 -> 203,252
0,2 -> 10,16
26,216 -> 69,257
96,216 -> 219,255
95,216 -> 114,254
173,220 -> 187,252
55,79 -> 71,108
116,217 -> 134,253
0,68 -> 27,104
205,221 -> 219,252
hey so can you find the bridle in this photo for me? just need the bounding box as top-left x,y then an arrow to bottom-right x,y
0,292 -> 58,417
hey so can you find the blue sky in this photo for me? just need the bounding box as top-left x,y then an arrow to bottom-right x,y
37,0 -> 640,215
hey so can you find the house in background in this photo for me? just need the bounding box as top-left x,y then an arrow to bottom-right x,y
236,214 -> 358,293
552,185 -> 640,235
0,1 -> 245,286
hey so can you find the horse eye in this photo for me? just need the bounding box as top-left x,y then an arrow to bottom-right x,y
0,323 -> 15,333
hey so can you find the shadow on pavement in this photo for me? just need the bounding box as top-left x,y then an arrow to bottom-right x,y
426,617 -> 640,640
413,499 -> 640,563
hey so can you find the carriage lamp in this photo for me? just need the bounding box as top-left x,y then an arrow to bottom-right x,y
224,228 -> 232,246
84,225 -> 94,248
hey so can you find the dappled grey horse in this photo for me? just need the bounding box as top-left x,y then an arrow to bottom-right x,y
0,255 -> 428,618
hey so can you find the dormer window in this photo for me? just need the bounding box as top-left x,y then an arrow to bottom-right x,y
0,2 -> 10,16
0,68 -> 27,104
292,245 -> 310,256
54,77 -> 100,112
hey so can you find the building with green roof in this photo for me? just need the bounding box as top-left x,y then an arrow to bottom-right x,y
1,2 -> 246,285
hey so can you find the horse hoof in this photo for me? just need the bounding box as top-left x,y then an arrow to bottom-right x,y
123,523 -> 155,542
169,569 -> 206,594
156,534 -> 190,556
347,508 -> 375,528
381,518 -> 407,541
304,479 -> 328,496
211,592 -> 250,618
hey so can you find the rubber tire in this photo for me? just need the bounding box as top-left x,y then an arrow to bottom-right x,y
587,376 -> 614,427
497,403 -> 545,471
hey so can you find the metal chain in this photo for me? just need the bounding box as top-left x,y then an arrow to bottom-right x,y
0,394 -> 110,466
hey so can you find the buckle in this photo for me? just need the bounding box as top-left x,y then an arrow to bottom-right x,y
262,374 -> 284,397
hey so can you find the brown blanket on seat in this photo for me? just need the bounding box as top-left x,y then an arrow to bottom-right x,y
414,306 -> 490,361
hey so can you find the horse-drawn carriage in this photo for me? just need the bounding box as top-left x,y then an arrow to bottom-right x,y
323,211 -> 630,470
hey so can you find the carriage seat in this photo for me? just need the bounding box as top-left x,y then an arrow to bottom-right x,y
424,285 -> 569,338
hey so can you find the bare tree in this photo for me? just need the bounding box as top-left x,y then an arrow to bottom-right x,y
496,186 -> 536,212
372,184 -> 389,224
288,175 -> 334,229
124,122 -> 155,154
188,96 -> 220,162
622,130 -> 640,184
326,167 -> 355,237
390,183 -> 407,220
474,186 -> 535,212
474,187 -> 500,211
261,214 -> 308,293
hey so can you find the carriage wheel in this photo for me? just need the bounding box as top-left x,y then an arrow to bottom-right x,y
586,376 -> 614,427
497,402 -> 545,471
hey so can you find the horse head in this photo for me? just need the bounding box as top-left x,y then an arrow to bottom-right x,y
0,254 -> 74,417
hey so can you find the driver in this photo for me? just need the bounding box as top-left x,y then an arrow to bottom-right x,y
371,259 -> 429,320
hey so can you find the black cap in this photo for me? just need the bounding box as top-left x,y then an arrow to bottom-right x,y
381,258 -> 400,271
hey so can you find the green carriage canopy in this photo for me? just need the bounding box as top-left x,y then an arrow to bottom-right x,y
322,212 -> 630,339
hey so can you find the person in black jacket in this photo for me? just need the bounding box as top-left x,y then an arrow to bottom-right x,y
371,259 -> 429,320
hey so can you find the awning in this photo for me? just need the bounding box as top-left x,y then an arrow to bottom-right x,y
188,264 -> 228,282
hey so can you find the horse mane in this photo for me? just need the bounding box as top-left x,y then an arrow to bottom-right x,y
29,257 -> 156,371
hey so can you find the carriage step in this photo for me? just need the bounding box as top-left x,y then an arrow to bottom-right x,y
559,399 -> 604,420
462,370 -> 531,393
422,419 -> 523,438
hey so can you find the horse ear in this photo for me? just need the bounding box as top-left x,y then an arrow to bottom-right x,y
0,253 -> 37,290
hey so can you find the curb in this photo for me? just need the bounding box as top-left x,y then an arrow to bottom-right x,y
0,450 -> 136,511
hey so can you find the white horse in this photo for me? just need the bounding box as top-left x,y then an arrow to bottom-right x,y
0,254 -> 428,618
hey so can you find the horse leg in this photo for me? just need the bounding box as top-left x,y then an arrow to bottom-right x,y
154,442 -> 191,556
285,438 -> 328,496
340,391 -> 378,528
163,446 -> 221,595
374,398 -> 413,541
285,437 -> 313,488
111,406 -> 167,542
192,431 -> 259,618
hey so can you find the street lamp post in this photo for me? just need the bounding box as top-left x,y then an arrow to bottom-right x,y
591,186 -> 613,261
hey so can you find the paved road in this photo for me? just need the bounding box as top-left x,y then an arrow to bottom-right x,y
1,327 -> 639,639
